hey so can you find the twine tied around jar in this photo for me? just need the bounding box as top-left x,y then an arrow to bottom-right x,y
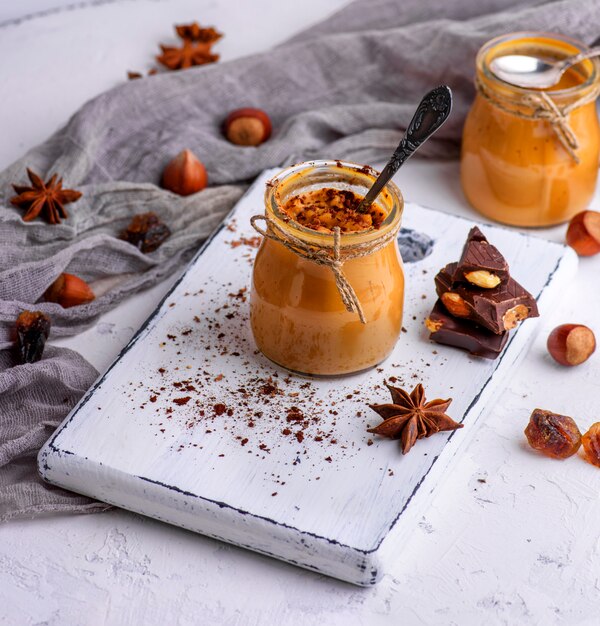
475,76 -> 600,164
250,214 -> 400,324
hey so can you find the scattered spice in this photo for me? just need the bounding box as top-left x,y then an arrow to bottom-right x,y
286,407 -> 304,422
127,253 -> 441,491
173,396 -> 191,406
11,168 -> 82,224
15,310 -> 51,364
127,69 -> 157,80
156,24 -> 222,70
120,212 -> 171,253
228,236 -> 261,249
367,382 -> 461,454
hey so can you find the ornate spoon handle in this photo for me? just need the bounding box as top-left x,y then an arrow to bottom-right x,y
557,46 -> 600,73
355,85 -> 452,213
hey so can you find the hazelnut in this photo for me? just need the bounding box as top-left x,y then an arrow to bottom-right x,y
502,304 -> 529,330
223,108 -> 272,146
547,323 -> 596,366
464,270 -> 501,289
566,210 -> 600,256
161,149 -> 207,196
44,273 -> 95,308
425,317 -> 443,333
441,292 -> 470,318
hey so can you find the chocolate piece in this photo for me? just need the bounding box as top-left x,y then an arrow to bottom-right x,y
435,263 -> 539,334
425,300 -> 509,359
465,225 -> 487,243
452,227 -> 509,286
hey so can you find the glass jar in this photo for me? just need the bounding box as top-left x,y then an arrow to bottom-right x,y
461,32 -> 600,227
250,160 -> 404,376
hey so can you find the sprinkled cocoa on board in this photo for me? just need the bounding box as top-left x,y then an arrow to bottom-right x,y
173,396 -> 191,406
122,222 -> 443,493
228,236 -> 261,249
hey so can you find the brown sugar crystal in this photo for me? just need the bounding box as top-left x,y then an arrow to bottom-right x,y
582,423 -> 600,467
120,212 -> 170,253
524,409 -> 581,459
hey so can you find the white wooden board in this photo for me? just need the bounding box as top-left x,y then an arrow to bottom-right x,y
38,169 -> 577,586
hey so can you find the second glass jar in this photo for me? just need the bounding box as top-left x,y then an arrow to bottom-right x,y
461,32 -> 600,227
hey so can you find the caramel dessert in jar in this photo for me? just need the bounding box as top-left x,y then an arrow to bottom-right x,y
250,161 -> 404,376
461,32 -> 600,227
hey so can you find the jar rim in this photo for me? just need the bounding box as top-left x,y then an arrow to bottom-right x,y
478,31 -> 599,98
264,160 -> 403,246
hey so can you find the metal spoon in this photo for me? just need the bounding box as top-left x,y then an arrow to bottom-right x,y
355,85 -> 452,214
490,47 -> 600,89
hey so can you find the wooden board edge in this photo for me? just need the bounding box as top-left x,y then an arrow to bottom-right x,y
38,446 -> 383,586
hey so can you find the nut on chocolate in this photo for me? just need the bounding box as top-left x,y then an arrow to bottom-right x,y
435,262 -> 538,334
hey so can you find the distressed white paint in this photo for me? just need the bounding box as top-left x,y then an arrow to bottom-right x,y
3,0 -> 600,623
38,169 -> 576,585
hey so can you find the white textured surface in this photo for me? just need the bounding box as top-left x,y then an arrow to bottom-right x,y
2,0 -> 600,624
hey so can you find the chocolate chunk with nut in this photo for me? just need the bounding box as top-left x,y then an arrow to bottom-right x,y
452,227 -> 509,288
425,299 -> 508,359
525,408 -> 581,459
16,310 -> 51,363
120,212 -> 170,253
435,263 -> 538,334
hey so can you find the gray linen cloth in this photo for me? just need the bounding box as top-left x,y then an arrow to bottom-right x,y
2,0 -> 599,521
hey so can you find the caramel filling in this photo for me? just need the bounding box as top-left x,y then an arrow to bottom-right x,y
461,36 -> 600,227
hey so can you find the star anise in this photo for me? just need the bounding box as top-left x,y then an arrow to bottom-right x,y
10,168 -> 82,224
367,382 -> 462,454
156,24 -> 222,71
156,39 -> 219,70
175,23 -> 222,44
